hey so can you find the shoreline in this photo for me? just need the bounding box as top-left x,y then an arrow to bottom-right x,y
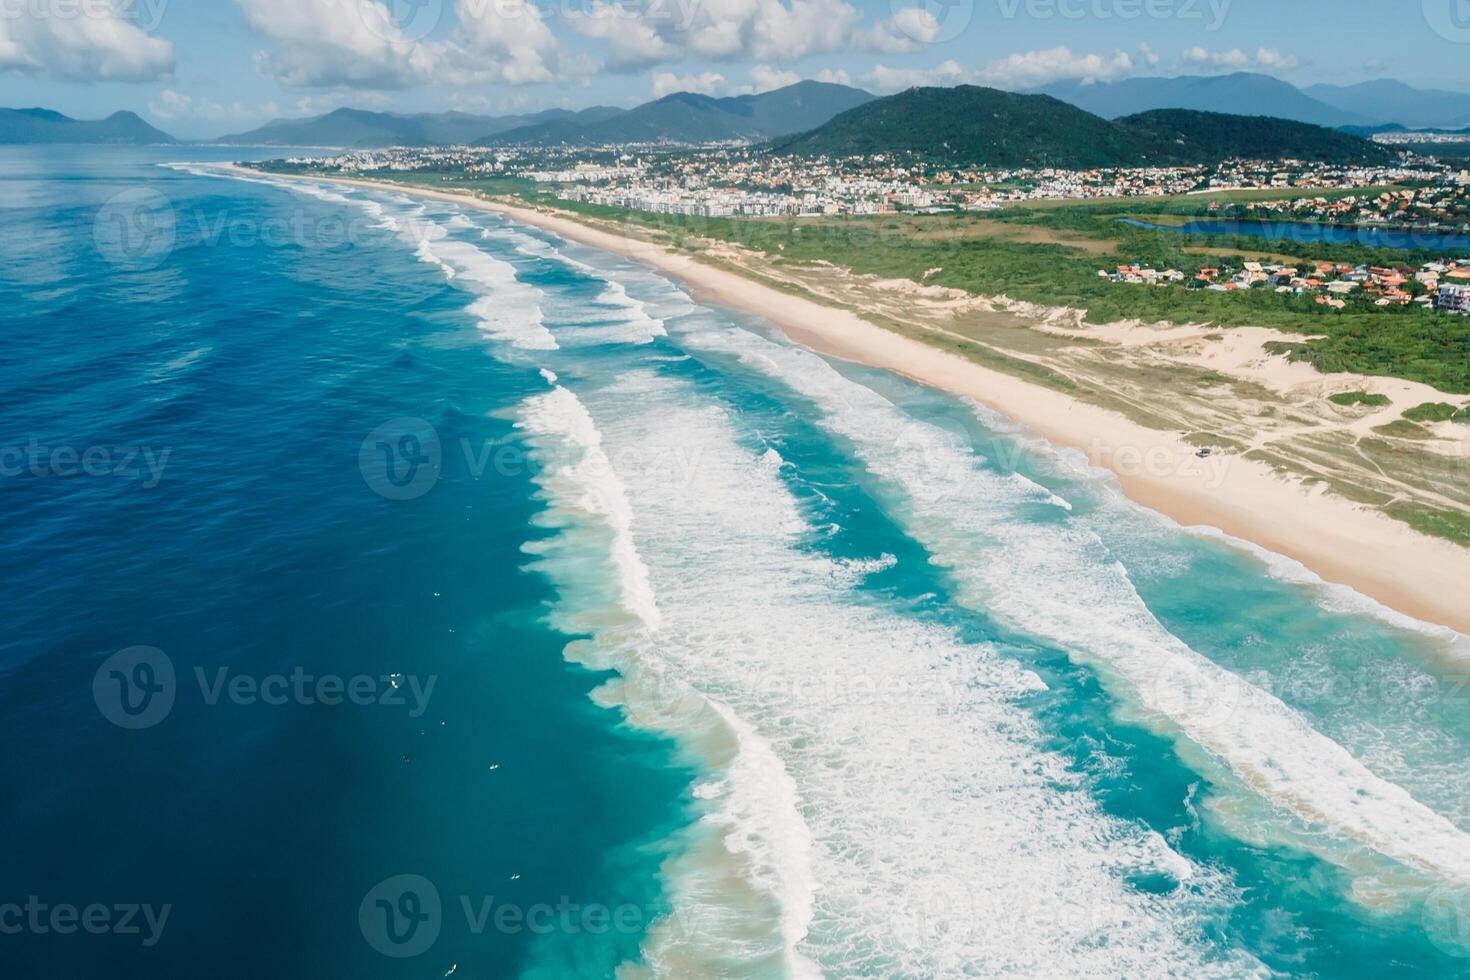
225,166 -> 1470,637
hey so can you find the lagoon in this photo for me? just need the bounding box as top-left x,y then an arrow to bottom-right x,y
1120,217 -> 1470,253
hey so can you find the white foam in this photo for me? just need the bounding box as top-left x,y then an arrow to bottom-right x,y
971,399 -> 1470,652
517,385 -> 659,631
481,224 -> 668,346
557,368 -> 1258,976
677,319 -> 1470,890
514,384 -> 817,977
410,231 -> 557,352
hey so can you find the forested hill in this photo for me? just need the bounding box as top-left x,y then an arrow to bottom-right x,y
771,86 -> 1396,166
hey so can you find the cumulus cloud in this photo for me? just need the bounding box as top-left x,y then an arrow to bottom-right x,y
1182,46 -> 1299,72
0,0 -> 174,82
651,70 -> 728,97
650,64 -> 815,98
853,44 -> 1167,96
747,64 -> 801,92
237,0 -> 437,88
569,0 -> 896,70
859,59 -> 971,93
237,0 -> 594,89
974,45 -> 1147,87
857,8 -> 940,55
444,0 -> 589,85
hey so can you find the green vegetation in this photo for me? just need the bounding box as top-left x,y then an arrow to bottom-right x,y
770,86 -> 1392,167
1115,109 -> 1394,165
1373,419 -> 1434,439
771,86 -> 1160,167
532,196 -> 1470,393
1328,390 -> 1391,407
1403,402 -> 1460,422
1386,503 -> 1470,548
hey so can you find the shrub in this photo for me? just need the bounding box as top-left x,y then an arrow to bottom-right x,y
1328,390 -> 1390,407
1403,402 -> 1459,423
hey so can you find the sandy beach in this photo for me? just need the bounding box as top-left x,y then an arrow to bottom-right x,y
228,166 -> 1470,636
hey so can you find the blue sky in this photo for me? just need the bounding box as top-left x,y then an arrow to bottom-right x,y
3,0 -> 1469,137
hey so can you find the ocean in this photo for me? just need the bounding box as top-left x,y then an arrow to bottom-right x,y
3,146 -> 1469,977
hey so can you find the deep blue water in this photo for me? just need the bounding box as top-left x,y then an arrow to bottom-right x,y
0,147 -> 690,978
1120,216 -> 1470,252
4,147 -> 1470,977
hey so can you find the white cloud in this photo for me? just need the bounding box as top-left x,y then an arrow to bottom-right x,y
293,90 -> 392,115
148,88 -> 275,122
857,8 -> 939,55
238,0 -> 437,88
1183,46 -> 1299,72
746,0 -> 859,61
859,59 -> 971,93
747,64 -> 801,92
236,0 -> 594,89
0,0 -> 174,82
974,45 -> 1143,88
570,0 -> 873,69
445,0 -> 582,85
853,44 -> 1166,97
815,67 -> 853,86
567,2 -> 675,67
648,65 -> 830,99
651,70 -> 728,97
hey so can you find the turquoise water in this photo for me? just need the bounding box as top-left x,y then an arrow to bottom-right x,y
5,147 -> 1470,976
1119,216 -> 1470,252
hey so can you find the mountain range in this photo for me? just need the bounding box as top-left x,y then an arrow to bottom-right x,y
213,106 -> 624,147
1302,79 -> 1470,130
480,82 -> 876,146
0,108 -> 175,145
771,86 -> 1394,167
1034,72 -> 1470,130
4,75 -> 1466,150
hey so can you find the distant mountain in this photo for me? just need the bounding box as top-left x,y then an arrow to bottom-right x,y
1304,80 -> 1470,130
212,106 -> 621,147
771,87 -> 1395,167
0,108 -> 175,145
484,81 -> 875,146
1037,73 -> 1368,128
771,86 -> 1157,167
1116,109 -> 1395,164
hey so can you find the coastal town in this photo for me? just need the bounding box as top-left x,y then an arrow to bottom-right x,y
276,143 -> 1470,315
1103,256 -> 1470,313
282,144 -> 1468,219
